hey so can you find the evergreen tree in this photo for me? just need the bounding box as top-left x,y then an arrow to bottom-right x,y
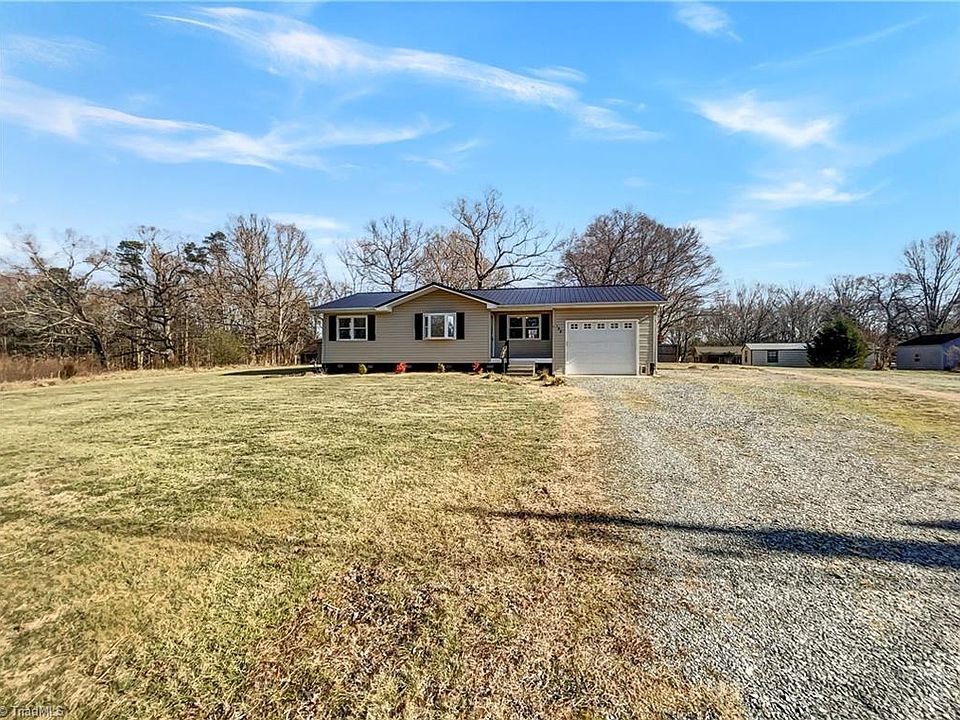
807,316 -> 868,368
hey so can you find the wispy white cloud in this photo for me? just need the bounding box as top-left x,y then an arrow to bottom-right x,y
694,91 -> 837,148
403,137 -> 485,173
267,213 -> 346,232
1,34 -> 101,69
604,98 -> 647,113
675,2 -> 740,41
756,17 -> 925,70
624,176 -> 649,188
0,75 -> 435,169
156,7 -> 657,142
747,168 -> 871,208
573,105 -> 660,141
403,155 -> 452,172
690,212 -> 785,249
527,65 -> 587,84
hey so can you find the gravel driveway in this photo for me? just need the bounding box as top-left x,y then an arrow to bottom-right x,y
573,369 -> 960,720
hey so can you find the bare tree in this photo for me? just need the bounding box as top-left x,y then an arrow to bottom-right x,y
414,228 -> 510,288
557,208 -> 720,336
314,256 -> 354,304
825,275 -> 872,327
448,189 -> 558,288
901,231 -> 960,333
221,214 -> 274,363
114,226 -> 192,367
339,216 -> 426,291
269,223 -> 318,364
772,284 -> 825,342
3,230 -> 112,367
702,284 -> 779,345
860,273 -> 910,368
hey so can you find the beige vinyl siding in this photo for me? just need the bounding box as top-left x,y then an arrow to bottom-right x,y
552,306 -> 659,375
323,288 -> 491,366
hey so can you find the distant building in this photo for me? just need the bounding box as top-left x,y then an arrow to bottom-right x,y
692,345 -> 742,364
658,343 -> 679,363
896,333 -> 960,370
298,341 -> 322,365
742,342 -> 810,367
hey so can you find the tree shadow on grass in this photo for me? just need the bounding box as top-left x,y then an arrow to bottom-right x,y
905,519 -> 960,533
456,509 -> 960,571
222,366 -> 318,377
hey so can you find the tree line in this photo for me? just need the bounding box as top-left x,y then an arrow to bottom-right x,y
1,187 -> 957,373
687,231 -> 959,366
0,218 -> 336,370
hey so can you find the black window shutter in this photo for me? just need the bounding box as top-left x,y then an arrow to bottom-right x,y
328,315 -> 337,342
498,314 -> 507,341
367,314 -> 376,341
541,313 -> 551,341
456,312 -> 465,339
414,313 -> 423,340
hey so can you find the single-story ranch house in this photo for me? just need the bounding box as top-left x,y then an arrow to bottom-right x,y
896,333 -> 960,370
312,282 -> 666,376
742,342 -> 811,367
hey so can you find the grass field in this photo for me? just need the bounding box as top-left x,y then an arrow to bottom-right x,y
0,370 -> 734,719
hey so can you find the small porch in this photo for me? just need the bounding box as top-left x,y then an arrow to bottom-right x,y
489,311 -> 553,372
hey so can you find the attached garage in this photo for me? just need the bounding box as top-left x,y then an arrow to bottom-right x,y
565,319 -> 638,375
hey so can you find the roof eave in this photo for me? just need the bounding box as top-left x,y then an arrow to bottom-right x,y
547,300 -> 666,309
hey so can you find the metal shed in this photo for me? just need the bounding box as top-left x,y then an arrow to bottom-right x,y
896,333 -> 960,370
742,342 -> 811,368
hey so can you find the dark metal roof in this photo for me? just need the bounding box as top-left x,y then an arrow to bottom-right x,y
313,291 -> 403,310
312,283 -> 666,311
898,333 -> 960,347
467,284 -> 666,305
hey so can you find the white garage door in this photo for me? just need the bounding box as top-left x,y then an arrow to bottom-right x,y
565,320 -> 637,375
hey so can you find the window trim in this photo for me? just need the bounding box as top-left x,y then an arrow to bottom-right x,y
424,312 -> 457,340
337,315 -> 368,341
507,314 -> 541,341
766,350 -> 779,363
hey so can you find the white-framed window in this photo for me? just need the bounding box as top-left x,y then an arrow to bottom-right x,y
583,322 -> 593,329
508,315 -> 540,340
767,350 -> 779,363
624,322 -> 634,329
338,315 -> 367,341
610,322 -> 619,329
597,322 -> 606,329
570,323 -> 579,330
424,312 -> 456,340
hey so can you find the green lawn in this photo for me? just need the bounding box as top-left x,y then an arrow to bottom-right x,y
0,370 -> 731,719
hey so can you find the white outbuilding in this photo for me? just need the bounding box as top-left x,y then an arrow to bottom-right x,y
896,333 -> 960,370
742,342 -> 810,367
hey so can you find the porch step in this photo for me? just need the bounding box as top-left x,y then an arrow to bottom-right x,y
505,362 -> 537,377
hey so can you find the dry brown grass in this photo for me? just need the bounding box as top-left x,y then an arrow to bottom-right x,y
0,354 -> 107,384
0,370 -> 740,719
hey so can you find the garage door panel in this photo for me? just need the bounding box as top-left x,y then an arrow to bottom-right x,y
566,320 -> 637,375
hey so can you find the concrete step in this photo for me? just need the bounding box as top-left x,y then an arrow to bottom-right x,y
505,363 -> 536,376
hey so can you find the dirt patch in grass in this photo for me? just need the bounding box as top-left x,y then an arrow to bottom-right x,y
0,371 -> 739,718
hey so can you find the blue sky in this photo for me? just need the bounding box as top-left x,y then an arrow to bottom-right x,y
1,1 -> 958,285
